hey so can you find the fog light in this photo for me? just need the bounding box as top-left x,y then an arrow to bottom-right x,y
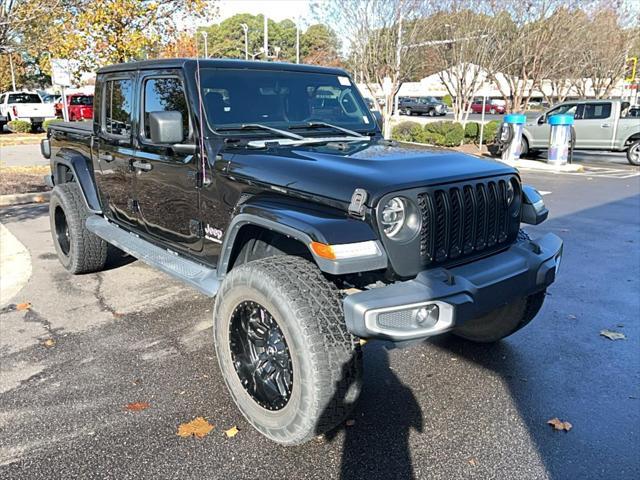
415,304 -> 439,327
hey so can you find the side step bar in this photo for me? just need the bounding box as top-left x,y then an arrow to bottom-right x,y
86,215 -> 219,297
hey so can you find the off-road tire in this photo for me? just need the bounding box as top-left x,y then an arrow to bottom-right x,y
213,255 -> 362,445
49,183 -> 108,274
452,229 -> 545,342
627,140 -> 640,166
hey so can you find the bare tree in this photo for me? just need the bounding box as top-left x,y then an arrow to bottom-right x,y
314,0 -> 435,138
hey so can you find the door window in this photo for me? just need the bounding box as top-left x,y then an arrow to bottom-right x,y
582,103 -> 611,120
103,79 -> 133,137
142,77 -> 190,141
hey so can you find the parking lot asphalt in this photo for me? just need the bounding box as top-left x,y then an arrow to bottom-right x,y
0,164 -> 639,479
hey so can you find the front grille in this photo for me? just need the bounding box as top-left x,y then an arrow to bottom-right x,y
416,178 -> 515,267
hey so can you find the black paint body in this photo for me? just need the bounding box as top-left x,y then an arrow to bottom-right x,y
46,59 -> 518,279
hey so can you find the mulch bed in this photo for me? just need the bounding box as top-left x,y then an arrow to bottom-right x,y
0,167 -> 50,195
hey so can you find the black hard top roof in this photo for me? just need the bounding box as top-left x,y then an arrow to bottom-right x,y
97,58 -> 349,76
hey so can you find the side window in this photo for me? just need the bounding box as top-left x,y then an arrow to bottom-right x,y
582,103 -> 611,120
103,78 -> 133,137
548,104 -> 577,119
142,77 -> 189,141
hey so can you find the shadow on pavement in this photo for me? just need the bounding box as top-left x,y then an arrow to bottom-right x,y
0,203 -> 48,223
320,342 -> 423,480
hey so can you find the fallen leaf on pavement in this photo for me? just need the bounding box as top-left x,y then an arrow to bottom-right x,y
16,302 -> 31,311
567,314 -> 577,320
125,401 -> 150,412
177,417 -> 214,438
42,338 -> 55,348
600,329 -> 626,340
345,419 -> 356,427
224,426 -> 239,438
468,458 -> 478,466
547,417 -> 572,431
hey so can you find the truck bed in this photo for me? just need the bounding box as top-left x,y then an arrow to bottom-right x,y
49,121 -> 93,134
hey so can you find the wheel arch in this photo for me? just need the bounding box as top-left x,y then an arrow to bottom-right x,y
624,132 -> 640,146
217,199 -> 387,277
52,150 -> 102,214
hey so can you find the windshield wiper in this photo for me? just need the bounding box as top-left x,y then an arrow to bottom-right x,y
289,122 -> 366,138
216,123 -> 303,140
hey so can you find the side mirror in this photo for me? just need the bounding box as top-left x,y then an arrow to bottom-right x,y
149,111 -> 184,144
372,110 -> 383,130
537,115 -> 545,125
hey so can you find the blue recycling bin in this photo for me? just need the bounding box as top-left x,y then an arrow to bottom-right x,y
500,114 -> 527,163
547,114 -> 574,165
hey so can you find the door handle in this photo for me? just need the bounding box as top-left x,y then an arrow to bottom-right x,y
100,153 -> 114,162
601,123 -> 611,128
131,160 -> 152,171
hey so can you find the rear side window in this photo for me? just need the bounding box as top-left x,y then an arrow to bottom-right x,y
70,95 -> 93,106
582,103 -> 611,120
8,93 -> 41,103
142,77 -> 189,140
103,79 -> 133,137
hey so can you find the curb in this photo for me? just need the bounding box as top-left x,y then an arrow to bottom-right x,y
0,223 -> 32,306
500,159 -> 584,173
0,191 -> 50,207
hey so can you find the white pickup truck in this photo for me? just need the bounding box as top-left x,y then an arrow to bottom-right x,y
0,91 -> 56,132
521,99 -> 640,165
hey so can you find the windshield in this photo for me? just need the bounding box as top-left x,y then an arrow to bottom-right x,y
199,68 -> 376,135
8,93 -> 42,104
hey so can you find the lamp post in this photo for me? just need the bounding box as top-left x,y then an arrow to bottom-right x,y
240,23 -> 249,60
200,31 -> 208,58
263,14 -> 268,59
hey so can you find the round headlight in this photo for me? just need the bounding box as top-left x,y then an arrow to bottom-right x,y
380,197 -> 421,241
381,197 -> 406,237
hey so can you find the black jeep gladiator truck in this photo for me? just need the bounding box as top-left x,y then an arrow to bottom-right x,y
41,59 -> 562,445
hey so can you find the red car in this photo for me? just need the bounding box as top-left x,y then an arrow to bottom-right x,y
55,94 -> 94,121
470,99 -> 506,114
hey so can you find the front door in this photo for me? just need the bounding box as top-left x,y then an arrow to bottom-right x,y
132,71 -> 202,253
575,102 -> 614,149
95,74 -> 138,229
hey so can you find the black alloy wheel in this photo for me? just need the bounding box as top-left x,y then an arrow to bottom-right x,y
229,300 -> 293,411
54,205 -> 71,256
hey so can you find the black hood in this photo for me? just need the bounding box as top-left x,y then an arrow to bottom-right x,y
224,140 -> 517,206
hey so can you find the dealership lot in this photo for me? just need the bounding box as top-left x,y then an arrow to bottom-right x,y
0,164 -> 638,480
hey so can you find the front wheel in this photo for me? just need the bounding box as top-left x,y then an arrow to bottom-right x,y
627,140 -> 640,166
213,256 -> 362,445
405,108 -> 412,116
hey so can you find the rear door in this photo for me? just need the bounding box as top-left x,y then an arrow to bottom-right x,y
132,69 -> 202,253
575,102 -> 614,149
94,74 -> 139,229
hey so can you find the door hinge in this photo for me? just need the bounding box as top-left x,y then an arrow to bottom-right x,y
189,219 -> 204,237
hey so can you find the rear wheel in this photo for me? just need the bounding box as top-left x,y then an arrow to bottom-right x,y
520,136 -> 530,158
428,109 -> 436,117
627,140 -> 640,166
49,183 -> 108,274
405,108 -> 412,116
213,256 -> 362,445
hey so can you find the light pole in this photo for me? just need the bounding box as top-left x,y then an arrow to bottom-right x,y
296,16 -> 300,64
200,31 -> 208,58
240,23 -> 249,60
263,14 -> 268,59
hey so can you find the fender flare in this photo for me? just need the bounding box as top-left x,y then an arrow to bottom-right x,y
52,149 -> 102,214
217,197 -> 387,276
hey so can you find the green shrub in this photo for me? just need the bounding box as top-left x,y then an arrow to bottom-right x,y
442,94 -> 453,107
442,122 -> 464,146
7,120 -> 31,133
43,118 -> 64,131
464,122 -> 480,142
423,121 -> 449,136
422,131 -> 445,145
482,120 -> 501,144
391,121 -> 422,142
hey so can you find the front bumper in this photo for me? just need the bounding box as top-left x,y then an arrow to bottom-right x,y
344,233 -> 562,341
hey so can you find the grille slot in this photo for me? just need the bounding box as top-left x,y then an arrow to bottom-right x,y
416,178 -> 516,268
